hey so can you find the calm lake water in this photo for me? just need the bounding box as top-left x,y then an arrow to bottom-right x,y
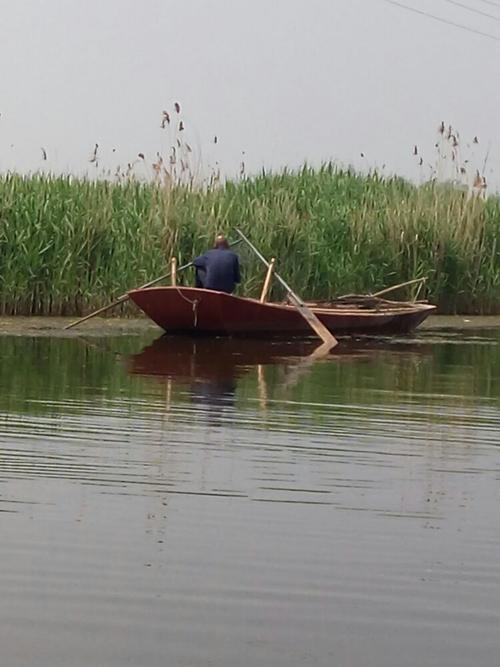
0,326 -> 499,667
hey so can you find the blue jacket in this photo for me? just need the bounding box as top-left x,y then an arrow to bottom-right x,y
193,249 -> 241,294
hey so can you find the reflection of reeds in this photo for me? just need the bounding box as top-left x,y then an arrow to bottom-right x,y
1,335 -> 497,414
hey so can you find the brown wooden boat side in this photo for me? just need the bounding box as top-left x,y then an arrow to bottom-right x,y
128,286 -> 435,336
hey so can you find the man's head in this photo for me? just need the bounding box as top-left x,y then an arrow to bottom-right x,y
214,234 -> 229,250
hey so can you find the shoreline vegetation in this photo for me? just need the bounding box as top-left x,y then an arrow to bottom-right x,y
0,165 -> 498,316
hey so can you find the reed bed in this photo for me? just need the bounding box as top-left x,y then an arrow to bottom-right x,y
0,165 -> 498,315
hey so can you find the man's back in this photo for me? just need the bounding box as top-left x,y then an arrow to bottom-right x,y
194,248 -> 241,294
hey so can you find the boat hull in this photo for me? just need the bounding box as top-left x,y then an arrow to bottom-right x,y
128,287 -> 435,337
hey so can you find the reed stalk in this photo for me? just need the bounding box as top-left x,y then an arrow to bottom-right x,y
0,166 -> 498,315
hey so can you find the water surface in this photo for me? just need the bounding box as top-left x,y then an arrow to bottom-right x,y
0,328 -> 499,667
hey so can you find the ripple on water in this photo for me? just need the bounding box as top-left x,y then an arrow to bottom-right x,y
0,330 -> 499,667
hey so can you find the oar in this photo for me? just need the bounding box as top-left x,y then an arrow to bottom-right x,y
235,229 -> 338,349
64,239 -> 242,330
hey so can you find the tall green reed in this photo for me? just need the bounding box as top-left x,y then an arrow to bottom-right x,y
0,166 -> 498,315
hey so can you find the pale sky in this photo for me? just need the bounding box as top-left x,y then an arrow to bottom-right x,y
0,0 -> 499,187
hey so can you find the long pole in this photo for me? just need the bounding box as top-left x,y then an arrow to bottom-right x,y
235,229 -> 338,348
372,277 -> 426,298
64,239 -> 242,330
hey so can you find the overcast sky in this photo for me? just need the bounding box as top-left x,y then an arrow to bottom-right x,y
0,0 -> 498,187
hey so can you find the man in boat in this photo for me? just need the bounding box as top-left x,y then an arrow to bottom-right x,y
193,235 -> 241,294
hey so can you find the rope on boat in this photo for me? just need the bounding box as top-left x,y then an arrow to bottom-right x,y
175,288 -> 199,328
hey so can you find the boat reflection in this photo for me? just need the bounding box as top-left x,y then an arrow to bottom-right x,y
130,336 -> 328,377
127,335 -> 427,413
128,336 -> 326,408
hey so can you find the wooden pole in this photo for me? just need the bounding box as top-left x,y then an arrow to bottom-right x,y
260,258 -> 275,303
372,277 -> 426,298
257,364 -> 268,411
64,239 -> 242,330
236,229 -> 338,348
170,257 -> 177,286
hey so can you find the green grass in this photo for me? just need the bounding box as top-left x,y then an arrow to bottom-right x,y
0,165 -> 498,315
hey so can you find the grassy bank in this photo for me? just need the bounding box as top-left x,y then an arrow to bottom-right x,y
0,165 -> 498,315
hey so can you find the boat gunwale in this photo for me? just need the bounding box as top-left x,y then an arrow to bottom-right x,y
129,286 -> 436,318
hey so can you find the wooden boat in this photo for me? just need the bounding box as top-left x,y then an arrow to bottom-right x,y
128,286 -> 435,337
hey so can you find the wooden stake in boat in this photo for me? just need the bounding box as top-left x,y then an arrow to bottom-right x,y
235,229 -> 338,349
64,239 -> 243,330
260,258 -> 275,303
170,257 -> 177,286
